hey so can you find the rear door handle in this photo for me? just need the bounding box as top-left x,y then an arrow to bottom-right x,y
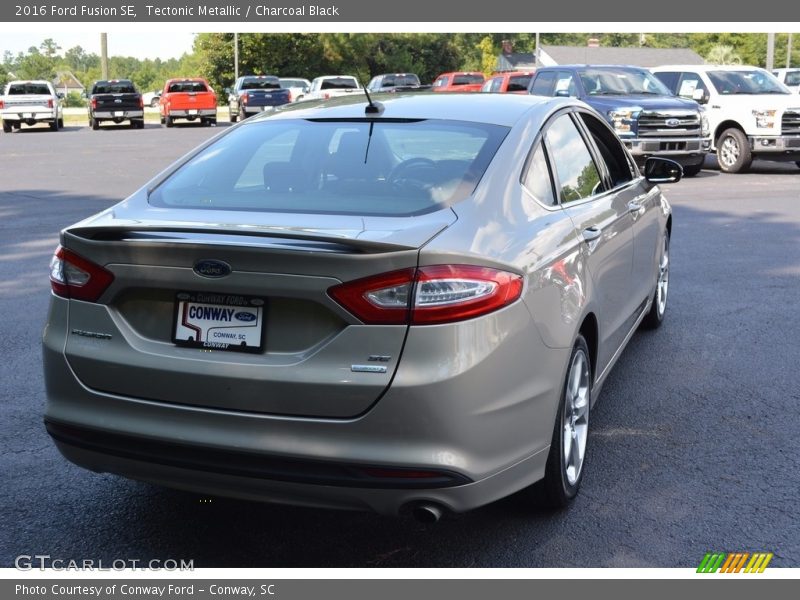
582,227 -> 602,242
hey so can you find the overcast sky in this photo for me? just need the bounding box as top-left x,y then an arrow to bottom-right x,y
1,32 -> 196,60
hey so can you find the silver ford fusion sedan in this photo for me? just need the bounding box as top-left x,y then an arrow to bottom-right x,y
43,93 -> 675,520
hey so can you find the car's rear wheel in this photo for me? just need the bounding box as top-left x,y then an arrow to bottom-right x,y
49,119 -> 59,131
165,116 -> 174,128
717,128 -> 752,173
2,120 -> 11,133
795,161 -> 800,169
91,118 -> 99,131
58,118 -> 64,128
229,109 -> 238,123
641,230 -> 670,330
537,335 -> 591,508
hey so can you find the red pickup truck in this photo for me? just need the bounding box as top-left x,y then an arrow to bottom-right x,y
480,71 -> 536,94
159,78 -> 217,127
431,72 -> 485,93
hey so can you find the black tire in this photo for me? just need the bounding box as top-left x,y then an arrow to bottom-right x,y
716,128 -> 752,173
91,118 -> 100,131
682,163 -> 703,177
536,335 -> 592,509
2,120 -> 11,133
150,98 -> 160,108
165,116 -> 174,128
229,109 -> 238,124
58,118 -> 64,128
641,230 -> 670,330
795,161 -> 800,169
49,118 -> 59,131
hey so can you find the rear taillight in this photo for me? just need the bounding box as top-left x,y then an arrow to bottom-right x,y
328,265 -> 523,326
49,246 -> 114,302
138,96 -> 144,109
287,90 -> 293,102
242,93 -> 248,105
91,97 -> 98,110
47,99 -> 54,109
0,100 -> 5,109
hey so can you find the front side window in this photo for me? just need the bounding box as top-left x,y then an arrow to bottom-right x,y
677,73 -> 708,99
453,74 -> 484,85
546,115 -> 603,204
149,119 -> 509,217
507,75 -> 532,92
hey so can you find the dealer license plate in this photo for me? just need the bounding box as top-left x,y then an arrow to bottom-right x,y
188,109 -> 198,115
173,292 -> 265,353
113,111 -> 123,117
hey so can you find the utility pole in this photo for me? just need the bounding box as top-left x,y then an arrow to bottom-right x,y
535,32 -> 540,66
234,33 -> 239,81
766,32 -> 775,71
788,33 -> 793,68
100,33 -> 108,79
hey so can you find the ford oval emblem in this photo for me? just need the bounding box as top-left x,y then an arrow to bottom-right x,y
193,259 -> 231,278
666,118 -> 681,127
235,311 -> 256,322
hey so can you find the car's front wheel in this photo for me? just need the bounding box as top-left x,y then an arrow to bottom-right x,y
2,120 -> 11,133
641,230 -> 670,330
682,163 -> 703,177
537,335 -> 591,508
717,128 -> 752,173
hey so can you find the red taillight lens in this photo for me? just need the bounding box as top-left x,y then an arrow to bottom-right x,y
49,246 -> 114,302
91,97 -> 98,110
287,90 -> 293,102
242,93 -> 248,105
0,100 -> 5,109
47,99 -> 54,109
328,265 -> 523,326
138,96 -> 144,109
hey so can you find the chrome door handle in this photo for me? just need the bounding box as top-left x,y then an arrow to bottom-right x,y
582,227 -> 602,242
627,200 -> 644,213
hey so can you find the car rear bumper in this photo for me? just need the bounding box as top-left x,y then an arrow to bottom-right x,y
93,110 -> 144,119
1,109 -> 56,121
243,106 -> 278,115
168,109 -> 217,118
43,295 -> 565,515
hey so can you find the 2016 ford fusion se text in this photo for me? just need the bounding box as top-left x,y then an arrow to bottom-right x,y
42,93 -> 677,521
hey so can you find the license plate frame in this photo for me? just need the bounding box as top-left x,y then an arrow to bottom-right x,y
172,292 -> 266,354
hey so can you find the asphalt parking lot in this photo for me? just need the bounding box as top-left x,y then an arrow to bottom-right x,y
1,122 -> 799,568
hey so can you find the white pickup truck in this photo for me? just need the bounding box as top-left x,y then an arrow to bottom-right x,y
302,75 -> 363,102
1,80 -> 64,133
652,65 -> 800,172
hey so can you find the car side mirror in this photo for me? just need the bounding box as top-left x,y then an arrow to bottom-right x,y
223,87 -> 231,95
644,157 -> 683,184
56,92 -> 64,99
692,88 -> 708,104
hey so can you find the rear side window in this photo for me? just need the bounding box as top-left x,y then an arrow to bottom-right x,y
530,72 -> 556,96
521,143 -> 556,206
545,115 -> 603,204
149,119 -> 509,217
785,71 -> 800,86
8,83 -> 51,95
453,74 -> 484,85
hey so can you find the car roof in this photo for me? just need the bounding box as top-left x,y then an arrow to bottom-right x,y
652,64 -> 767,72
249,92 -> 562,127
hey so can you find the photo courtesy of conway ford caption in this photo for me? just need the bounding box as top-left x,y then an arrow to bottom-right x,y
42,93 -> 677,522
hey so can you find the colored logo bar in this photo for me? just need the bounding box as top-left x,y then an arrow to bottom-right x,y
697,552 -> 773,573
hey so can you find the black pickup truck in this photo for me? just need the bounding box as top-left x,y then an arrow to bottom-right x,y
227,76 -> 292,123
87,79 -> 145,130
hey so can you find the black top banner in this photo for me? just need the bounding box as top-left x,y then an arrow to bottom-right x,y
2,0 -> 800,22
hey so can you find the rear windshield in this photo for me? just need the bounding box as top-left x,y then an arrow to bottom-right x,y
167,81 -> 209,93
508,75 -> 533,92
149,119 -> 509,217
381,74 -> 421,87
320,78 -> 358,90
92,81 -> 137,94
7,83 -> 51,95
241,77 -> 280,90
453,74 -> 484,85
